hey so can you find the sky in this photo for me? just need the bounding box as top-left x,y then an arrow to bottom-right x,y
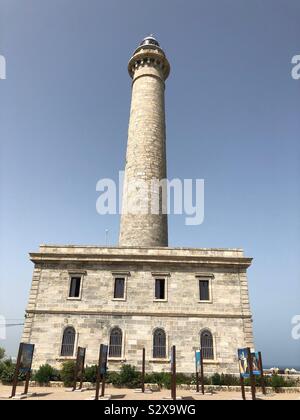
0,0 -> 299,367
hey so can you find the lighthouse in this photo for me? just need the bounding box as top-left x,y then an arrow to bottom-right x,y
119,36 -> 170,247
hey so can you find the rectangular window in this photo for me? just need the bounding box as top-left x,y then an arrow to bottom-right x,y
199,280 -> 210,301
114,278 -> 125,299
69,277 -> 81,298
155,279 -> 165,300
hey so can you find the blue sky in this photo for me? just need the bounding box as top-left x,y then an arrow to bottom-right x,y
0,0 -> 299,367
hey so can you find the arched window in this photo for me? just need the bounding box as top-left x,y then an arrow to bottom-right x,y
201,330 -> 214,360
109,327 -> 122,358
153,328 -> 166,359
61,327 -> 76,357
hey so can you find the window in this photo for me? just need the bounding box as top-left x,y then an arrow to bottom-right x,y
201,330 -> 214,360
109,328 -> 122,358
61,327 -> 76,357
114,278 -> 125,299
153,329 -> 166,359
69,277 -> 81,298
155,279 -> 165,300
199,280 -> 210,301
111,272 -> 129,301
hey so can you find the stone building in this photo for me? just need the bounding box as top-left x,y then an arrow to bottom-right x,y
22,36 -> 254,374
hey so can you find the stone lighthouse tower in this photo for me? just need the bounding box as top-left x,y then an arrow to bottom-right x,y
119,36 -> 170,247
23,36 -> 255,375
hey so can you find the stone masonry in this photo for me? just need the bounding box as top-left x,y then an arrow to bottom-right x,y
22,36 -> 255,375
22,245 -> 254,374
119,37 -> 169,247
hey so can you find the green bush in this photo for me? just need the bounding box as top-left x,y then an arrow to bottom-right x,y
33,364 -> 59,384
0,351 -> 10,379
60,361 -> 76,387
107,371 -> 123,387
84,365 -> 98,383
270,375 -> 296,389
0,364 -> 26,384
0,347 -> 5,361
176,373 -> 190,385
211,373 -> 240,386
190,373 -> 211,386
211,373 -> 221,385
119,364 -> 141,388
143,371 -> 192,389
241,374 -> 296,389
105,365 -> 141,388
144,372 -> 171,389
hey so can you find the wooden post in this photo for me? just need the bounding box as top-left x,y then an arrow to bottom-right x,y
195,350 -> 200,393
79,369 -> 84,390
10,343 -> 23,398
79,366 -> 84,390
247,347 -> 256,401
141,348 -> 145,393
101,373 -> 106,398
95,344 -> 108,400
171,345 -> 176,400
258,352 -> 266,396
200,350 -> 205,395
23,371 -> 31,395
72,347 -> 86,391
72,348 -> 79,392
240,375 -> 246,400
95,345 -> 103,401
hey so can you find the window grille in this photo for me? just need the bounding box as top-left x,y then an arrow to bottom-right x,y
109,327 -> 122,358
153,328 -> 166,358
61,327 -> 76,357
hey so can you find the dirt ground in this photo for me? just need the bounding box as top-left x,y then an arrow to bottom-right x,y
0,385 -> 299,400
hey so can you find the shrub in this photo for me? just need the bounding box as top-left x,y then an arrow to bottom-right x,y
0,349 -> 9,379
107,371 -> 123,387
211,373 -> 221,385
190,373 -> 211,386
60,361 -> 76,387
270,375 -> 296,389
0,363 -> 4,378
176,373 -> 192,385
105,365 -> 141,388
84,365 -> 98,384
144,372 -> 172,389
34,364 -> 59,384
0,364 -> 26,384
119,364 -> 141,388
211,373 -> 240,386
0,347 -> 5,361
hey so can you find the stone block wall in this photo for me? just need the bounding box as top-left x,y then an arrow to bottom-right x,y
22,246 -> 254,374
